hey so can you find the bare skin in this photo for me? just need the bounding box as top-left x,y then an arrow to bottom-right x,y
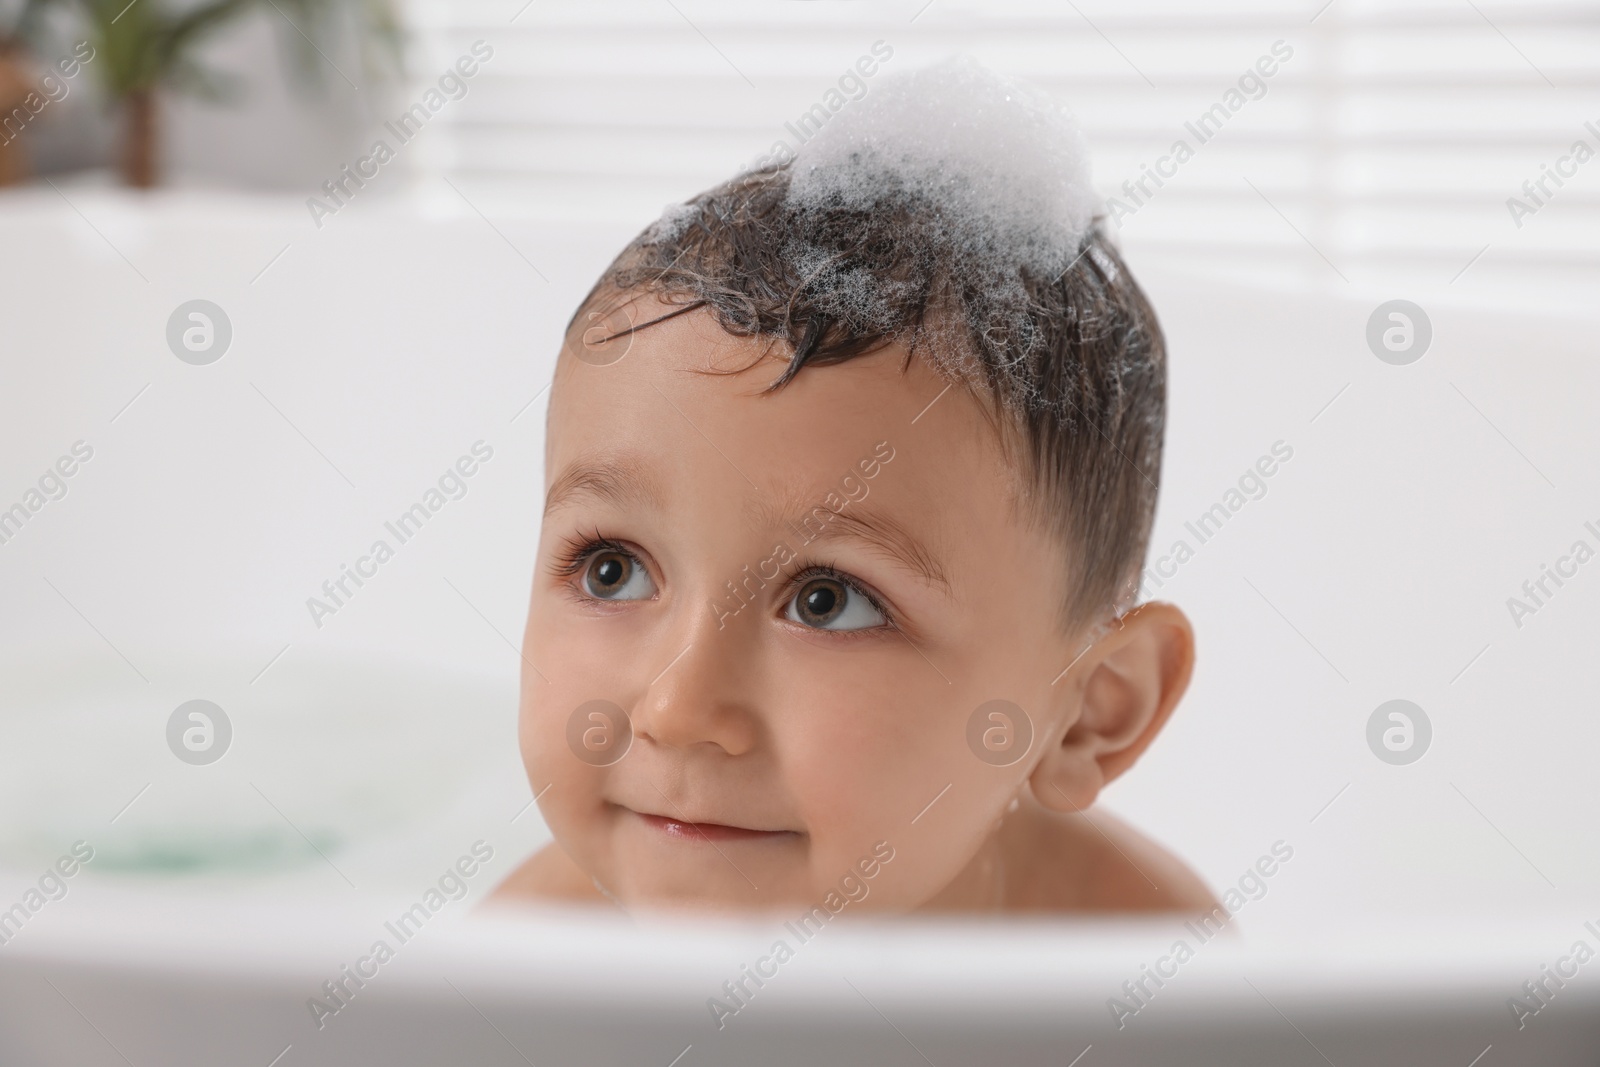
489,293 -> 1216,917
492,801 -> 1215,913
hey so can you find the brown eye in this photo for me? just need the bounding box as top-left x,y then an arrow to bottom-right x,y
797,578 -> 844,625
786,576 -> 885,631
581,551 -> 654,600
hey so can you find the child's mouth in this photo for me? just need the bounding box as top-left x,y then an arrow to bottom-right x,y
629,809 -> 799,843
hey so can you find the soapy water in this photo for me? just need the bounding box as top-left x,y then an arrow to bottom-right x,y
0,652 -> 529,889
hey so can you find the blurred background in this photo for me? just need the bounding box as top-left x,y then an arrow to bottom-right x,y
2,0 -> 1599,938
6,0 -> 1597,299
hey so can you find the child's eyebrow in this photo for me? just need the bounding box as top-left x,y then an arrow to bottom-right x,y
544,456 -> 664,517
755,492 -> 952,597
546,456 -> 952,597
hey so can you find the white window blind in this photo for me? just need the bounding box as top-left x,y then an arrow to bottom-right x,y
403,0 -> 1600,305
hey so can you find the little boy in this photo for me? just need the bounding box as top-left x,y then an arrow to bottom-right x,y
492,58 -> 1214,915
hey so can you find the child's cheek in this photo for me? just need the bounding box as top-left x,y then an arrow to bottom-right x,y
783,677 -> 941,865
518,629 -> 590,815
522,677 -> 588,789
808,679 -> 1017,906
518,679 -> 614,875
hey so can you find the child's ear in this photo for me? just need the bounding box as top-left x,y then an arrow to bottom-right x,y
1028,602 -> 1195,813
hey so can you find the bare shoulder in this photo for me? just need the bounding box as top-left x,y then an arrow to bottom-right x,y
1004,805 -> 1218,914
482,842 -> 610,910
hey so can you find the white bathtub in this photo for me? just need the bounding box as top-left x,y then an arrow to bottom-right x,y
2,183 -> 1597,1063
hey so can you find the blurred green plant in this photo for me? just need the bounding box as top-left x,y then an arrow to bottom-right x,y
3,0 -> 403,186
0,0 -> 51,184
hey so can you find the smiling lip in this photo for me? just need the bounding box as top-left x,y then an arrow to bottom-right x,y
631,810 -> 798,843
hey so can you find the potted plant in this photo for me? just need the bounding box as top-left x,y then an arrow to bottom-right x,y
0,0 -> 49,184
15,0 -> 401,187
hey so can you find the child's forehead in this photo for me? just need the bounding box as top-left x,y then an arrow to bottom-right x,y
555,298 -> 1023,473
552,294 -> 938,437
545,297 -> 1039,540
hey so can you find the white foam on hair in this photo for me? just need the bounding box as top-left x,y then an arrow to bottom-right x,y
787,55 -> 1095,271
779,55 -> 1099,393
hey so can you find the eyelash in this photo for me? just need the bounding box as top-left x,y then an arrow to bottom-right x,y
551,529 -> 633,580
550,533 -> 896,629
786,561 -> 896,630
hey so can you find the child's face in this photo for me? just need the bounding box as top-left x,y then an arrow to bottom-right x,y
521,295 -> 1094,913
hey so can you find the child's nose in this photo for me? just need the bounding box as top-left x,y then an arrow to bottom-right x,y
630,619 -> 760,757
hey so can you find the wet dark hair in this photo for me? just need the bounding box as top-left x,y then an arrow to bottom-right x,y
565,163 -> 1166,630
